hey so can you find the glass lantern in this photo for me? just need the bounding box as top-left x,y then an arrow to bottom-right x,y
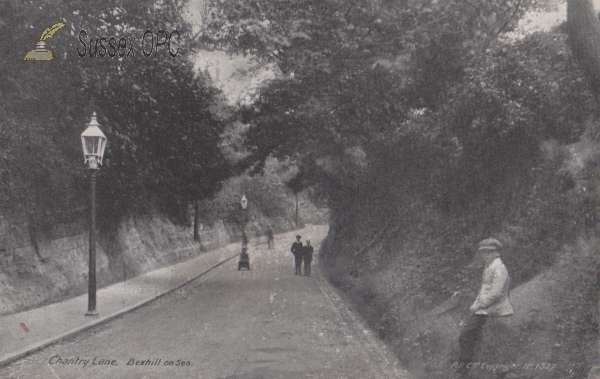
81,112 -> 107,170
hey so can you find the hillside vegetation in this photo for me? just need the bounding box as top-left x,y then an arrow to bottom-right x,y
320,136 -> 600,378
313,29 -> 600,379
314,32 -> 600,379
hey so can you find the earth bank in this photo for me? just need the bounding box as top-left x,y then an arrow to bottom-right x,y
0,186 -> 327,317
320,138 -> 600,379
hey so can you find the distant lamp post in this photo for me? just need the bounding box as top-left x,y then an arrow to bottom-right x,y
241,194 -> 248,247
295,190 -> 299,230
81,111 -> 107,316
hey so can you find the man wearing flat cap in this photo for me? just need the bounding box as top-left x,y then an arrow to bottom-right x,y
291,235 -> 303,275
457,238 -> 513,378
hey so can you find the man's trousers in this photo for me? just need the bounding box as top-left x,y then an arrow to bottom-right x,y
458,314 -> 488,376
304,260 -> 312,276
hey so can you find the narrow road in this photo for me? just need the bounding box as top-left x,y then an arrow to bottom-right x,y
0,227 -> 405,379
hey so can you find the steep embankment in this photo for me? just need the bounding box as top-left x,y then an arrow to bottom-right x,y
0,186 -> 327,317
0,214 -> 231,317
320,139 -> 600,379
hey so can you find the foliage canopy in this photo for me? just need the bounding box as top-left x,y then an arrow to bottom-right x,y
0,0 -> 231,230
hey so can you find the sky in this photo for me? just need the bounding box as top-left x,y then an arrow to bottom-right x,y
193,50 -> 276,105
182,0 -> 275,105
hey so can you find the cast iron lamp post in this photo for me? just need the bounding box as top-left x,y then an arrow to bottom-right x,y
241,194 -> 248,247
81,111 -> 107,316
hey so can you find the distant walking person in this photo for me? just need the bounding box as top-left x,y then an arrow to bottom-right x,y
238,247 -> 250,270
303,240 -> 314,276
291,235 -> 303,275
457,238 -> 513,378
267,227 -> 274,249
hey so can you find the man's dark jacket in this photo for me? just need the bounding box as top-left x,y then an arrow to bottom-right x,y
291,241 -> 303,261
303,245 -> 313,262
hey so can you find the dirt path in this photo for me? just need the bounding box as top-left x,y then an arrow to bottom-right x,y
0,226 -> 407,379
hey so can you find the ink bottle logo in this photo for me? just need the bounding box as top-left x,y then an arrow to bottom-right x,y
24,22 -> 66,61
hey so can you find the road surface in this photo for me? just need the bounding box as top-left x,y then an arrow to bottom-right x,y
0,227 -> 405,379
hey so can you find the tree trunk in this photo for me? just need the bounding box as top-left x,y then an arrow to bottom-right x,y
194,198 -> 201,242
568,0 -> 600,94
567,0 -> 600,235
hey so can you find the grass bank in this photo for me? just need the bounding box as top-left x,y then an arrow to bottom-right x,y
320,138 -> 600,379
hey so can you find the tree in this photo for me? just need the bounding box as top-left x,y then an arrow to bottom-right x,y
0,0 -> 231,241
200,0 -> 535,189
567,0 -> 600,95
286,172 -> 306,229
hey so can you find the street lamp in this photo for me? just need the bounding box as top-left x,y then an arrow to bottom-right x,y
81,111 -> 107,316
240,194 -> 248,247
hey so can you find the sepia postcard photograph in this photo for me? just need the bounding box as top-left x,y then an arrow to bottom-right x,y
0,0 -> 599,378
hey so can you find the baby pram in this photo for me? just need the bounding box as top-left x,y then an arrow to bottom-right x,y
238,248 -> 250,270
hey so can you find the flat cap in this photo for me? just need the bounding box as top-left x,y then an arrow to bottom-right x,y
478,238 -> 503,251
296,235 -> 301,239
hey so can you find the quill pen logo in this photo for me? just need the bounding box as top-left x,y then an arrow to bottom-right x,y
24,22 -> 66,61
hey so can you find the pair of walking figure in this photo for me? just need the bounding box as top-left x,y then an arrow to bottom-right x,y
291,235 -> 313,276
